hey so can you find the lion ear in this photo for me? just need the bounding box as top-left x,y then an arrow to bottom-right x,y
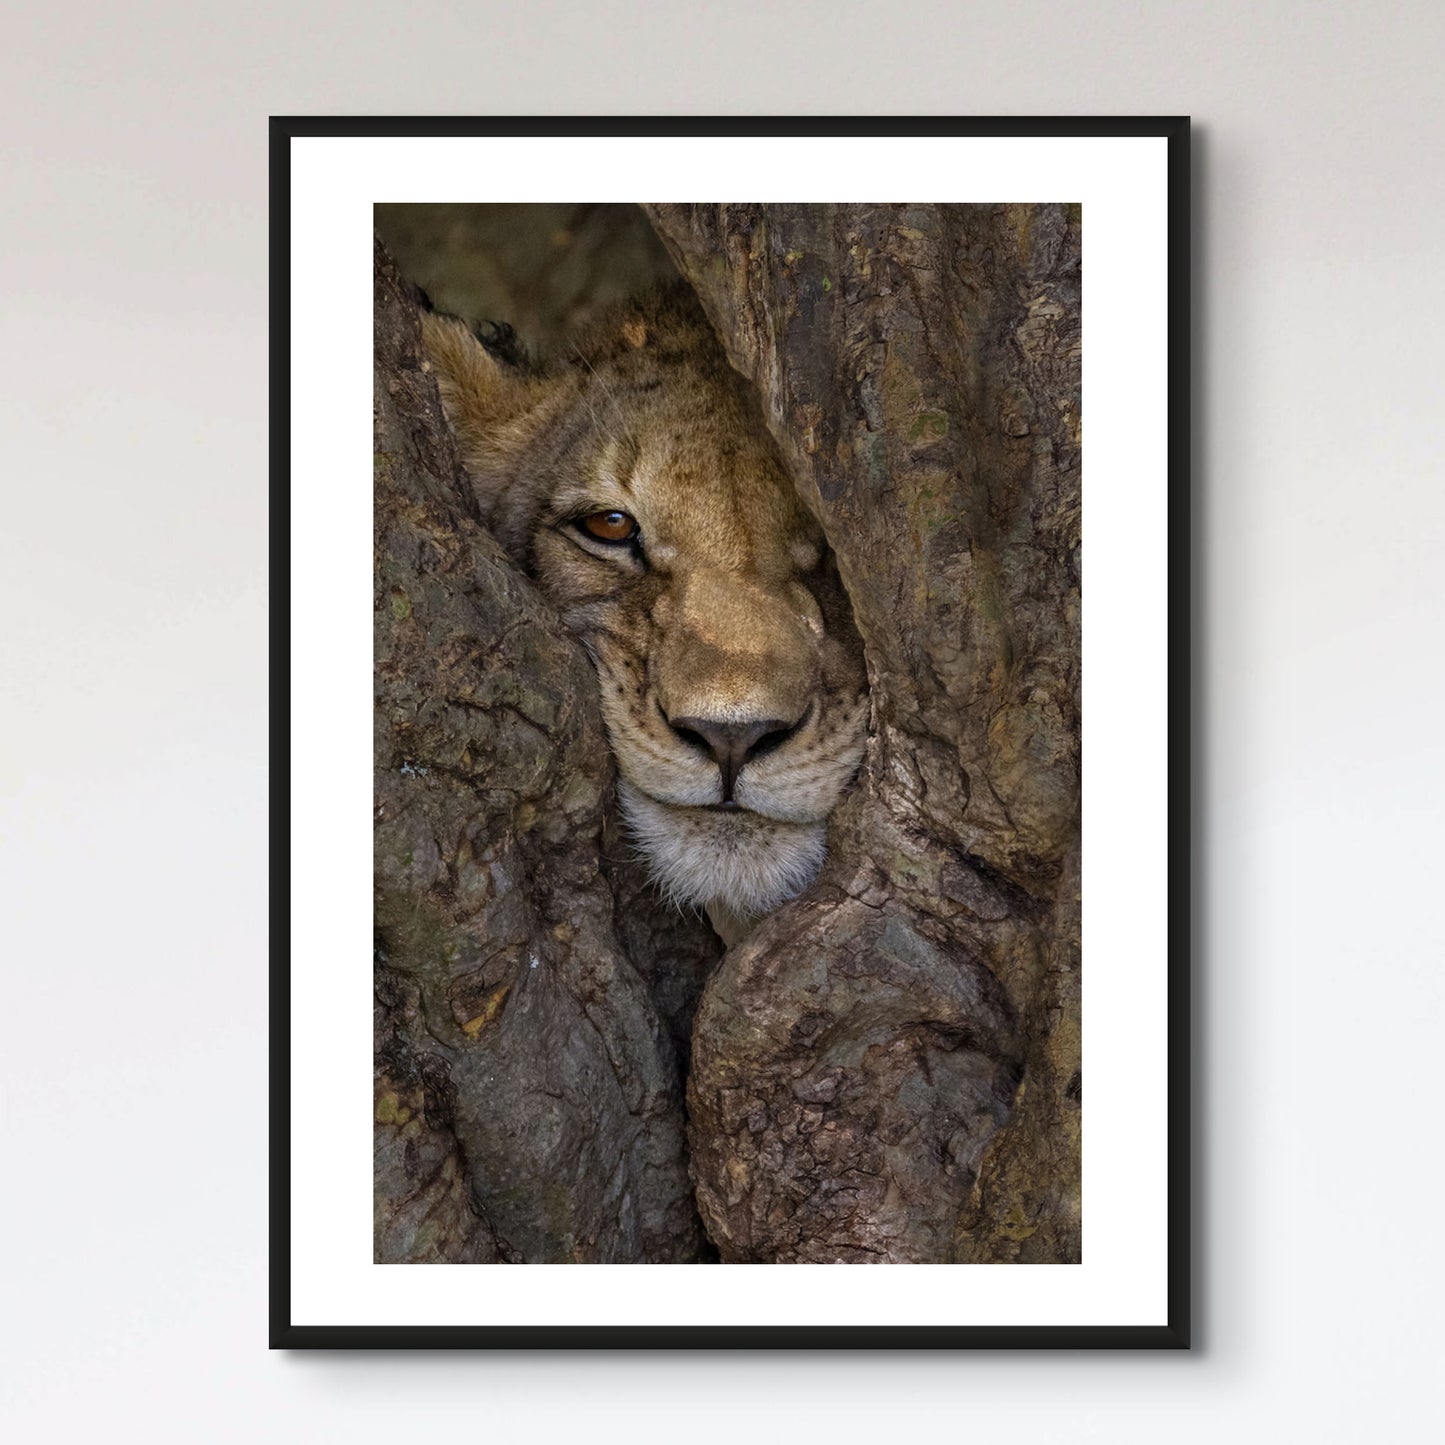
420,310 -> 555,533
421,310 -> 536,444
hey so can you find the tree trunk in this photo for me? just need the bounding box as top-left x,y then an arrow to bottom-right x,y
372,198 -> 1081,1265
372,237 -> 714,1263
644,205 -> 1082,1263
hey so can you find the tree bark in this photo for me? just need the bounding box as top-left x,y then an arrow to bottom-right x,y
372,236 -> 713,1263
372,200 -> 1082,1266
644,204 -> 1082,1263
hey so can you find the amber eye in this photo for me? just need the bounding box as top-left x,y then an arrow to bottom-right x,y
578,510 -> 639,544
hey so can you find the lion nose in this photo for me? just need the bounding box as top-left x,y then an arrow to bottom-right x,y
666,715 -> 796,804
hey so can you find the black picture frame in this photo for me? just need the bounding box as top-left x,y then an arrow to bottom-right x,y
271,114 -> 1191,1350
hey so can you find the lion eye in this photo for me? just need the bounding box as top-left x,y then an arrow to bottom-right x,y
578,510 -> 639,544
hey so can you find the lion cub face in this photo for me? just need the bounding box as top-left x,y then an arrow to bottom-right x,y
422,286 -> 868,934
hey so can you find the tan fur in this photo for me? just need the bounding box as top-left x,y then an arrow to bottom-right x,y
422,285 -> 868,935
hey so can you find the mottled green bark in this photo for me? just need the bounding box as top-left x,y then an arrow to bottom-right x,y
646,205 -> 1082,1262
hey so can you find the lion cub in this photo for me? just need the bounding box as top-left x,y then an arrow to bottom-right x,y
422,284 -> 868,945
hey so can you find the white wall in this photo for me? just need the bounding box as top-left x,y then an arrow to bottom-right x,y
3,2 -> 1441,1440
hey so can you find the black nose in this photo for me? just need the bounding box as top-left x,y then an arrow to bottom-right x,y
666,715 -> 796,803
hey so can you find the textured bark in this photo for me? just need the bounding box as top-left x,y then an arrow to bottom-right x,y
373,203 -> 1082,1266
645,205 -> 1082,1263
372,236 -> 712,1262
374,965 -> 502,1263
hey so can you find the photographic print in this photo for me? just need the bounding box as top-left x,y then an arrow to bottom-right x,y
275,119 -> 1188,1346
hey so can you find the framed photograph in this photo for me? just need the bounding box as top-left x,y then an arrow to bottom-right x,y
273,116 -> 1190,1348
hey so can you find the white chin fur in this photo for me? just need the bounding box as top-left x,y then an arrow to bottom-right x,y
617,778 -> 827,920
